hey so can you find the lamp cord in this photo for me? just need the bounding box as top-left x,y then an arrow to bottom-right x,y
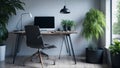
64,0 -> 66,6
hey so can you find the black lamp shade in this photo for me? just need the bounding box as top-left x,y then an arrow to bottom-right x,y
60,5 -> 70,14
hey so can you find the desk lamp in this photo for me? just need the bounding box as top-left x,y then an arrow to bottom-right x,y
20,12 -> 32,31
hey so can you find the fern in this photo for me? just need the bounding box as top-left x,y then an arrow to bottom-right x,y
82,8 -> 106,50
82,8 -> 106,40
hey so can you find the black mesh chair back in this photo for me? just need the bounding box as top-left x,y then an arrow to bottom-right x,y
25,25 -> 44,49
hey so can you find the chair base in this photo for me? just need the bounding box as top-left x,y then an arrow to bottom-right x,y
23,49 -> 44,68
41,51 -> 49,59
23,49 -> 55,67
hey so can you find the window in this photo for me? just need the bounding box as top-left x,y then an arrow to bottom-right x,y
112,0 -> 120,40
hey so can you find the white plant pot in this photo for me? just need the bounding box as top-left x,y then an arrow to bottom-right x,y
0,45 -> 6,61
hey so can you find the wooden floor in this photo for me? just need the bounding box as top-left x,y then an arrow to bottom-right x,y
0,56 -> 108,68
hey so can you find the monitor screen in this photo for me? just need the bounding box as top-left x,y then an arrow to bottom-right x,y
34,16 -> 55,29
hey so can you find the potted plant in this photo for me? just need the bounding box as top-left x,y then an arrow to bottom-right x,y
67,20 -> 75,31
82,8 -> 106,63
0,0 -> 24,61
109,39 -> 120,68
61,19 -> 75,31
61,20 -> 67,31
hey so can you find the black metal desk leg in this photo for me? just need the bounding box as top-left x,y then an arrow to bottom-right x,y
65,36 -> 71,56
59,36 -> 65,59
13,34 -> 21,64
67,34 -> 77,64
64,36 -> 69,54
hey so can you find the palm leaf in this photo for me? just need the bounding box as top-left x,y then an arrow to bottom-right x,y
0,0 -> 25,43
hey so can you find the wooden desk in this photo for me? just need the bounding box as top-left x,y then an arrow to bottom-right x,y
12,30 -> 77,64
13,30 -> 77,35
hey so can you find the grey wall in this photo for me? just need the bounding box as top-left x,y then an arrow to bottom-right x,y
5,0 -> 102,56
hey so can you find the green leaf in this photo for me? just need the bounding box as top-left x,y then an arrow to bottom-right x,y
0,0 -> 25,43
82,8 -> 106,40
109,39 -> 120,55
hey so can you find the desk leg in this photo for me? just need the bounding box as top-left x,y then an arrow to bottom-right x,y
65,36 -> 71,56
67,35 -> 76,64
59,36 -> 64,59
13,34 -> 21,64
59,35 -> 71,59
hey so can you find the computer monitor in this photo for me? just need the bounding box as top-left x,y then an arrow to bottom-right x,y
34,16 -> 55,31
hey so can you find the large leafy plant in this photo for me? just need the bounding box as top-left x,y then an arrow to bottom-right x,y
0,0 -> 24,44
109,39 -> 120,56
82,8 -> 106,40
82,8 -> 106,50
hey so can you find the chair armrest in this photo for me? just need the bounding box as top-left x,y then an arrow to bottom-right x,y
44,44 -> 56,49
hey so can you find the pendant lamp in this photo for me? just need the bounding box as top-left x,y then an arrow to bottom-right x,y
60,5 -> 70,14
60,0 -> 70,14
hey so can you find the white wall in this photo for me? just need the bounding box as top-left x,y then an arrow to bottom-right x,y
6,0 -> 102,56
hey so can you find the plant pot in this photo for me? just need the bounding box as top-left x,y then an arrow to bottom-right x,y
111,53 -> 120,68
63,25 -> 67,31
0,44 -> 6,61
67,26 -> 71,31
86,48 -> 103,64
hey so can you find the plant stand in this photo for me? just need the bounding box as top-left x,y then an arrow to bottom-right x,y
0,44 -> 6,61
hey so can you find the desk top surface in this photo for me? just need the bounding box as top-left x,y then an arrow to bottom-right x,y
12,30 -> 77,35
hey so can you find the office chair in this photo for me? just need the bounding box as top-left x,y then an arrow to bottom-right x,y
24,25 -> 56,68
